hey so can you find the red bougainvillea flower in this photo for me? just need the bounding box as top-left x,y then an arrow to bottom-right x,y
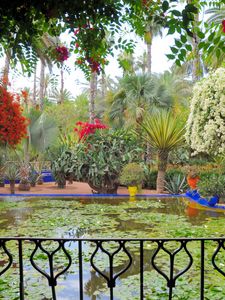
222,20 -> 225,33
0,85 -> 29,147
74,119 -> 108,141
55,46 -> 69,62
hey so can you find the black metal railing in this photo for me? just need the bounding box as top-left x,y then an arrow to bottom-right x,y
0,237 -> 225,299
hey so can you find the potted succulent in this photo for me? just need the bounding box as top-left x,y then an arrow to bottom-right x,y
29,166 -> 41,187
18,162 -> 31,191
119,163 -> 145,197
4,163 -> 20,194
197,174 -> 225,206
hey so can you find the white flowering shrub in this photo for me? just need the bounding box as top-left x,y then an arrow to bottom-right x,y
186,68 -> 225,155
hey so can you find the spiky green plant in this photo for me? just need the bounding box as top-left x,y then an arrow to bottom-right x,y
139,110 -> 185,193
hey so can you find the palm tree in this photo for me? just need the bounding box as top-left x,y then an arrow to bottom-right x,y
140,110 -> 185,193
206,6 -> 225,24
153,69 -> 193,112
144,18 -> 163,74
204,5 -> 225,68
33,33 -> 60,109
118,51 -> 135,75
135,51 -> 148,74
109,73 -> 173,128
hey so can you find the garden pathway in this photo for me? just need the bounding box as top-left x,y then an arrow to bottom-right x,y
0,182 -> 157,195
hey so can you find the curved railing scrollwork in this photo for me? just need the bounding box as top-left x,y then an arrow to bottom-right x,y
151,240 -> 193,299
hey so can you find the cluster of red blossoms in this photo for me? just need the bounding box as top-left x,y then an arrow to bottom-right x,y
222,20 -> 225,33
74,25 -> 107,74
74,119 -> 107,140
55,46 -> 69,62
0,86 -> 28,147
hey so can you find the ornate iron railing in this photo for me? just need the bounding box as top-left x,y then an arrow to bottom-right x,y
0,237 -> 225,299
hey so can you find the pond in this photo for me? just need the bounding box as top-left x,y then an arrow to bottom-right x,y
0,196 -> 225,299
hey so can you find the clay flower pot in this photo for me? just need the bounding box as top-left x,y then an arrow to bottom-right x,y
187,176 -> 200,190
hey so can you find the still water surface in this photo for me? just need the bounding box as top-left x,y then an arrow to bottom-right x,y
0,196 -> 225,299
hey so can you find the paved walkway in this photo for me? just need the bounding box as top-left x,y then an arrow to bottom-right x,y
0,181 -> 157,195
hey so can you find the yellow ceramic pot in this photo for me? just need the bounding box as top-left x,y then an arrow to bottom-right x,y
128,186 -> 138,197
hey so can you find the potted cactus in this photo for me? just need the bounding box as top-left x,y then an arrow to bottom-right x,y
119,163 -> 145,197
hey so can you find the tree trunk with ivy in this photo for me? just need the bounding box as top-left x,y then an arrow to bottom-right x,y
89,71 -> 97,123
156,150 -> 168,193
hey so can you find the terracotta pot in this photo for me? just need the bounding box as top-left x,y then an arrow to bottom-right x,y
18,182 -> 31,191
187,176 -> 200,189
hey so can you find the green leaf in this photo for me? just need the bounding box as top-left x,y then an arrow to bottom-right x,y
170,46 -> 178,54
175,59 -> 181,67
166,54 -> 175,60
198,41 -> 205,49
168,26 -> 175,35
185,44 -> 192,51
181,35 -> 187,43
208,32 -> 215,42
175,39 -> 183,48
197,31 -> 205,39
216,48 -> 221,58
162,1 -> 169,12
171,10 -> 181,17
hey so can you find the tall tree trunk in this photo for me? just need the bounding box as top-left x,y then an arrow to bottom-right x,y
146,28 -> 152,75
156,150 -> 168,193
89,71 -> 97,123
3,50 -> 11,89
33,64 -> 37,107
146,29 -> 153,162
39,58 -> 45,110
58,67 -> 64,104
101,71 -> 106,99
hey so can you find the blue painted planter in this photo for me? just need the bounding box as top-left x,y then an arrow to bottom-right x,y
41,170 -> 55,182
185,190 -> 220,207
4,170 -> 55,184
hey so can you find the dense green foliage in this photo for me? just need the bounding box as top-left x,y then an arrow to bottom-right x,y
72,130 -> 143,193
0,1 -> 223,72
197,174 -> 225,197
119,162 -> 145,186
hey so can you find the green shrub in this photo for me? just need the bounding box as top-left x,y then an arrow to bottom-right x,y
120,163 -> 145,186
142,166 -> 157,190
197,174 -> 225,198
72,130 -> 143,194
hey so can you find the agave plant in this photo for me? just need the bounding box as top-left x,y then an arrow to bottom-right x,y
164,174 -> 188,195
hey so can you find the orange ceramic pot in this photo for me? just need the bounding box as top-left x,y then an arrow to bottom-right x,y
187,176 -> 200,189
